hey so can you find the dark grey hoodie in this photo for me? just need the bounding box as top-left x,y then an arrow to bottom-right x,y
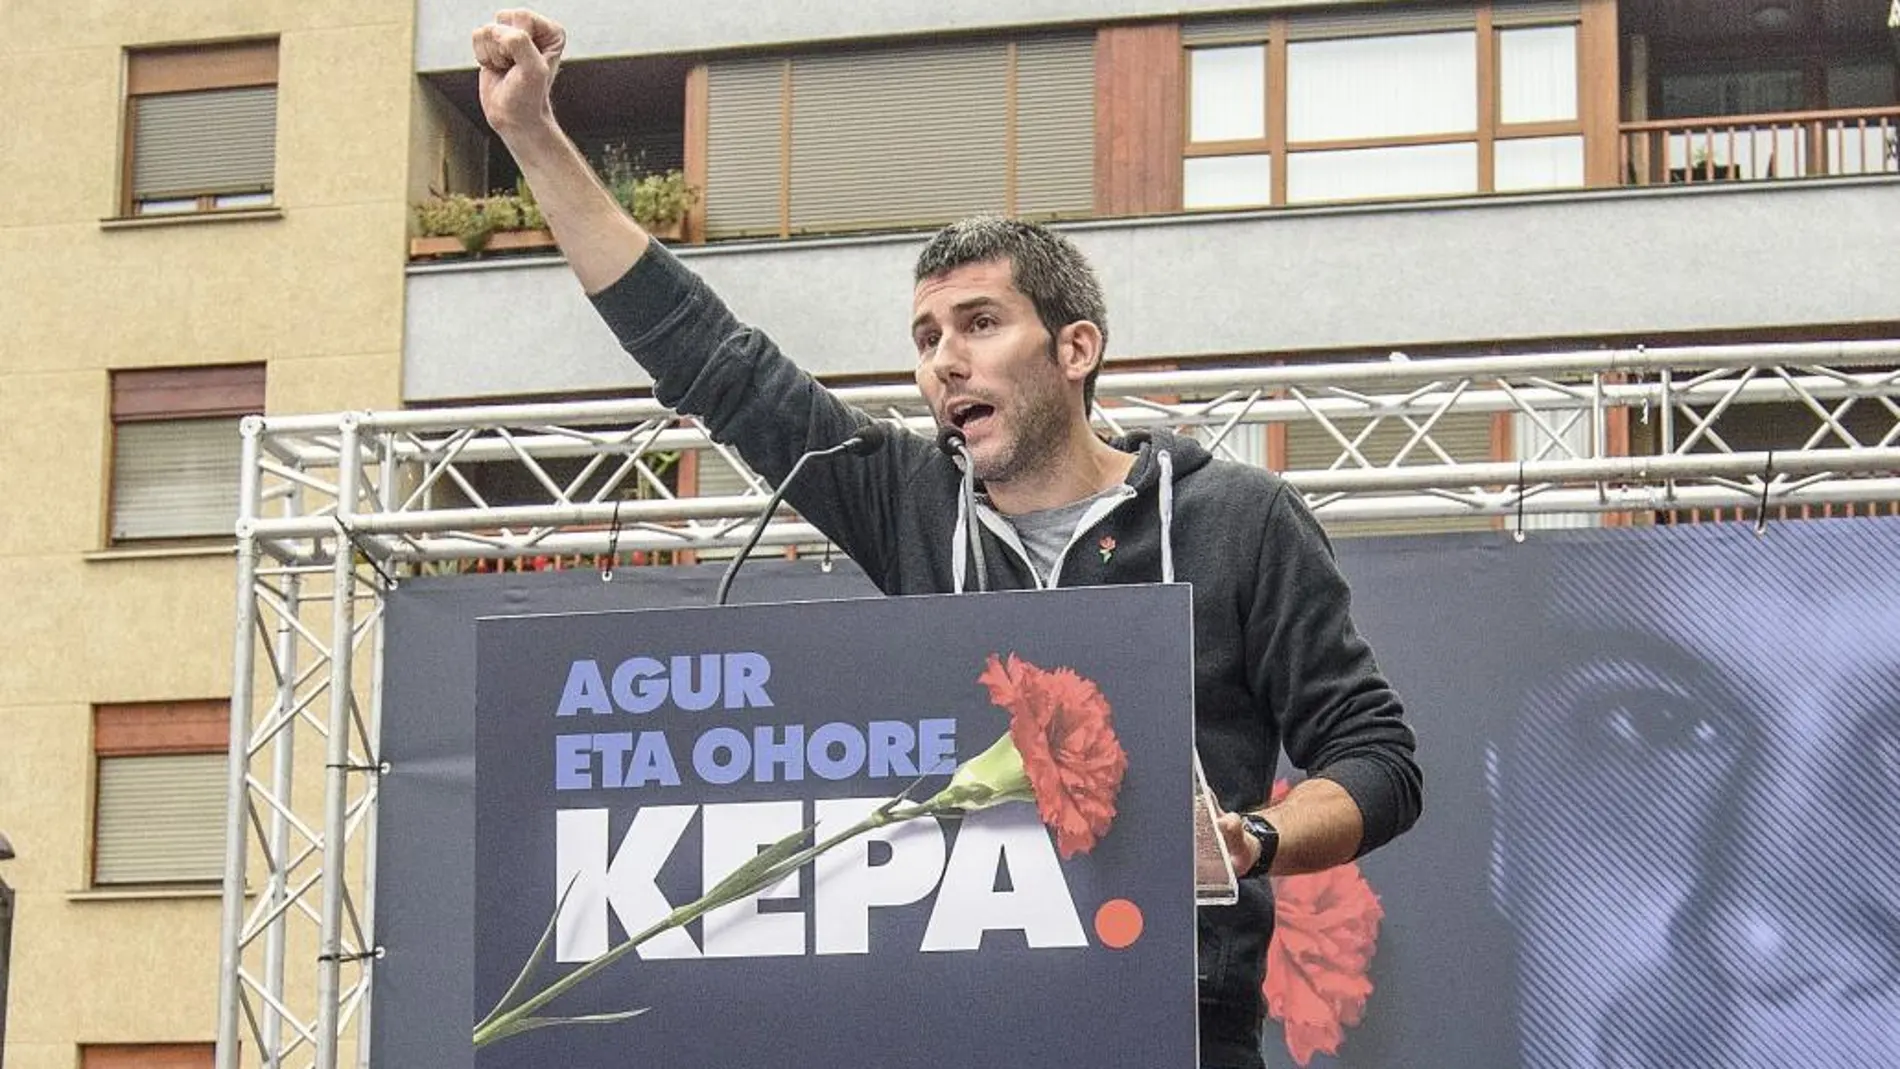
592,243 -> 1422,1068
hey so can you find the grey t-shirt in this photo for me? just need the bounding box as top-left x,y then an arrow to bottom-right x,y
998,485 -> 1122,586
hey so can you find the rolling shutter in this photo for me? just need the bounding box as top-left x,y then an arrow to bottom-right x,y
705,58 -> 786,239
111,417 -> 245,541
789,42 -> 1010,235
1285,410 -> 1496,536
132,86 -> 277,201
94,753 -> 227,884
709,35 -> 1095,236
1014,34 -> 1096,220
693,449 -> 769,561
1288,5 -> 1477,40
1183,16 -> 1274,46
1494,1 -> 1583,26
693,447 -> 763,499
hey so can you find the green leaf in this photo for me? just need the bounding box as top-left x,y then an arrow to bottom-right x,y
478,873 -> 580,1031
702,823 -> 811,903
478,1007 -> 650,1046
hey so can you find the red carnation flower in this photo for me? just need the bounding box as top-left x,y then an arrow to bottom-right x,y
977,653 -> 1129,858
1262,781 -> 1385,1067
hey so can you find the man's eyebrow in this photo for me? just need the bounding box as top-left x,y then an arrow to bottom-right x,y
1527,623 -> 1726,693
912,297 -> 1006,333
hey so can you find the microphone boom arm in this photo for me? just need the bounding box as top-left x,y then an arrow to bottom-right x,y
713,425 -> 885,606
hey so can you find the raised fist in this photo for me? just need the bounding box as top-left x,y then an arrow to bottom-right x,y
472,9 -> 567,136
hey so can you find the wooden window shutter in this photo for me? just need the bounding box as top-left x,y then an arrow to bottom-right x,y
127,39 -> 277,95
705,58 -> 789,239
83,1044 -> 216,1069
131,85 -> 278,201
95,700 -> 230,756
1013,34 -> 1096,220
112,365 -> 265,422
788,42 -> 1010,234
94,753 -> 228,884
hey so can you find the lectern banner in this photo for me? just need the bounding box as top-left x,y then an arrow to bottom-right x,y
472,585 -> 1198,1069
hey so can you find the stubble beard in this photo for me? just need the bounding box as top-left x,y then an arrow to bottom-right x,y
972,374 -> 1076,488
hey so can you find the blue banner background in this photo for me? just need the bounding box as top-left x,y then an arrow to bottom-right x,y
472,586 -> 1198,1069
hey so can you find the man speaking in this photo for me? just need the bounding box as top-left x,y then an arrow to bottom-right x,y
471,11 -> 1422,1067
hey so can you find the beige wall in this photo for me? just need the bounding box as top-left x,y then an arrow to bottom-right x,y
408,79 -> 490,208
0,2 -> 415,1066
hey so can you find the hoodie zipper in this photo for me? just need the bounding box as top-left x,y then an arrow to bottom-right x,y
973,485 -> 1140,590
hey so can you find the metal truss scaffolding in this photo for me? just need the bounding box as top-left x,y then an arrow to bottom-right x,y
216,338 -> 1900,1069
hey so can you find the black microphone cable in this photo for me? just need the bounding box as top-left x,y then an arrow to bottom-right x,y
714,423 -> 888,606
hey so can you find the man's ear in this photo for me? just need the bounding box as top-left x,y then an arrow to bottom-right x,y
1056,321 -> 1104,385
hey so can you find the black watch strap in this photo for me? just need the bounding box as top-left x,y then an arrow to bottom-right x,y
1239,812 -> 1278,879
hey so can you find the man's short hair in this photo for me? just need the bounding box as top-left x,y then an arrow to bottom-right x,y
913,216 -> 1109,414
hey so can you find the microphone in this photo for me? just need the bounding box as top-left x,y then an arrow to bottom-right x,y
936,427 -> 989,592
714,423 -> 888,606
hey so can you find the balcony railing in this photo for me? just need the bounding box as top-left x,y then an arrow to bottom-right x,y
1620,105 -> 1900,187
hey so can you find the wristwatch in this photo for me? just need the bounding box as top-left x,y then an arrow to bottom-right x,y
1239,812 -> 1279,879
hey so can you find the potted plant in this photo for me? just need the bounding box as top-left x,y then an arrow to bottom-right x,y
410,146 -> 701,259
411,179 -> 554,259
599,142 -> 698,240
612,169 -> 697,240
481,177 -> 555,252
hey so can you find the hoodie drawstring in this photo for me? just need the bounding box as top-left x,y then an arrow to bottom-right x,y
951,453 -> 988,594
952,492 -> 968,595
953,444 -> 1176,592
1158,449 -> 1176,584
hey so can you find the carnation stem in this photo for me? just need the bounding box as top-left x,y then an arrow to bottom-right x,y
473,800 -> 938,1047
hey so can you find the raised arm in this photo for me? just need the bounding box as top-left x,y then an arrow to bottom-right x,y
470,10 -> 935,585
473,9 -> 647,294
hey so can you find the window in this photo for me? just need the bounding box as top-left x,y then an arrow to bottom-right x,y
92,702 -> 229,886
82,1044 -> 216,1069
123,39 -> 278,217
1183,44 -> 1272,209
109,365 -> 264,543
1288,32 -> 1478,142
1183,2 -> 1586,209
703,33 -> 1095,238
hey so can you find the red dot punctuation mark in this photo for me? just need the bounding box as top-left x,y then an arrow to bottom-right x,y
1094,898 -> 1143,949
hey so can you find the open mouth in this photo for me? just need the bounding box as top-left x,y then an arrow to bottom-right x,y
948,400 -> 997,435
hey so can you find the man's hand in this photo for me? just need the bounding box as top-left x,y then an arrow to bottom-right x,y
1216,779 -> 1365,878
473,9 -> 566,140
467,8 -> 646,292
1216,810 -> 1264,877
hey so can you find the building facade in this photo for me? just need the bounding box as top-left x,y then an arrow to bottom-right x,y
0,2 -> 415,1067
1,0 -> 1896,1066
405,0 -> 1899,527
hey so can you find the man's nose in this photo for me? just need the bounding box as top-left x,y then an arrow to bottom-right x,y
926,333 -> 969,383
1690,755 -> 1900,997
